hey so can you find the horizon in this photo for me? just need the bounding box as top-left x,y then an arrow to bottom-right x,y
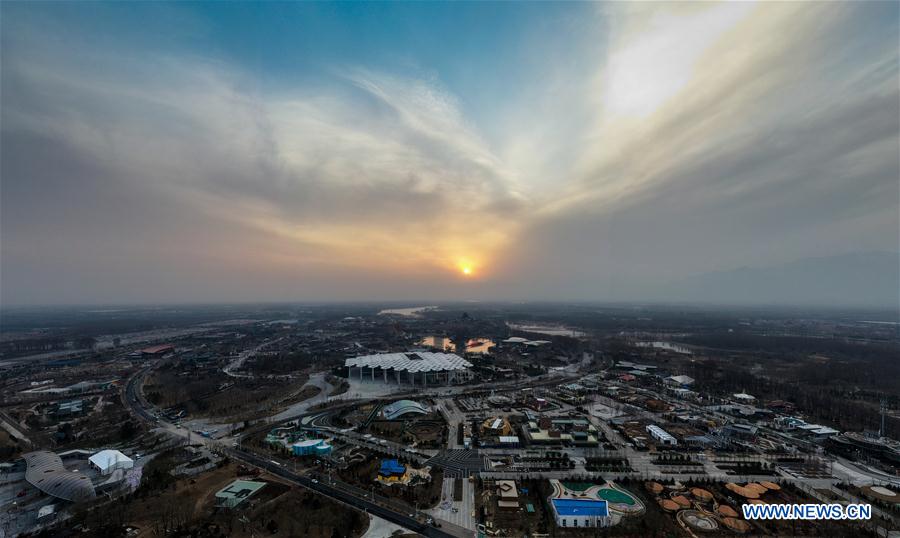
2,298 -> 899,315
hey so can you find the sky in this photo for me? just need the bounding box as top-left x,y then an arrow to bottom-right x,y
1,2 -> 898,307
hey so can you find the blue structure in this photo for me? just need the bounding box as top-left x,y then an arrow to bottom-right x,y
378,459 -> 406,478
550,498 -> 610,528
292,439 -> 332,457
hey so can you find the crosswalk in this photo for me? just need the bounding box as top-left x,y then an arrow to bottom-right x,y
427,449 -> 489,478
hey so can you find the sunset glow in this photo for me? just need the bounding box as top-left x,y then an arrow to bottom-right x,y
0,2 -> 896,305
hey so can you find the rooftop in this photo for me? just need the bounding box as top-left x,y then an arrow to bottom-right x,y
215,480 -> 266,508
379,459 -> 406,476
345,352 -> 472,373
292,439 -> 326,448
667,375 -> 695,385
23,451 -> 96,503
89,449 -> 133,470
551,498 -> 609,517
382,399 -> 428,420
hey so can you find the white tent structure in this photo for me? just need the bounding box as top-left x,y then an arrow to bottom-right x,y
89,449 -> 134,475
345,352 -> 472,386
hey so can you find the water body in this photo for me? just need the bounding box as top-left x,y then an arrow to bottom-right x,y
506,322 -> 585,338
419,336 -> 496,354
635,341 -> 693,355
378,306 -> 437,317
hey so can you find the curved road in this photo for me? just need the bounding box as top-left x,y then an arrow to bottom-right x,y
122,365 -> 461,538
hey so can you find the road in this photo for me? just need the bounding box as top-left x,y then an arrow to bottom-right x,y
226,447 -> 463,537
125,352 -> 900,536
223,336 -> 285,378
122,366 -> 465,538
426,477 -> 476,532
0,411 -> 32,446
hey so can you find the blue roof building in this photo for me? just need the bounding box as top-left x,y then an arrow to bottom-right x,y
378,459 -> 406,478
549,498 -> 611,528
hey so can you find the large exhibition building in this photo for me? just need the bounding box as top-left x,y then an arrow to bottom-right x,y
345,352 -> 472,386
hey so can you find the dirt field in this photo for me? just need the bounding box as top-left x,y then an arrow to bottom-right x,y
74,460 -> 369,537
145,367 -> 312,423
128,463 -> 244,537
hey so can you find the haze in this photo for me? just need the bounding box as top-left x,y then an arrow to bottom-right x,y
1,2 -> 898,307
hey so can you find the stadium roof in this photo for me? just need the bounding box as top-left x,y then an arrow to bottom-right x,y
89,449 -> 132,472
382,400 -> 428,420
552,498 -> 609,517
345,352 -> 471,373
23,451 -> 96,503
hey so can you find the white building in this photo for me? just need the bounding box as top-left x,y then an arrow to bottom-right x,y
88,449 -> 134,476
665,375 -> 695,387
345,352 -> 472,386
381,400 -> 429,420
646,424 -> 678,446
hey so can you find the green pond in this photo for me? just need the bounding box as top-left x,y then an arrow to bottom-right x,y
597,488 -> 636,505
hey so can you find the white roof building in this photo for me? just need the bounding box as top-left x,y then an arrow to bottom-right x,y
381,400 -> 429,420
89,449 -> 133,476
345,352 -> 472,386
345,352 -> 471,373
665,375 -> 695,386
646,424 -> 678,446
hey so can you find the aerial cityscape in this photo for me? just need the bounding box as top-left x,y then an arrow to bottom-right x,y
1,2 -> 898,538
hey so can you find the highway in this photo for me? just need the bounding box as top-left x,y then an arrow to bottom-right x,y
121,365 -> 463,538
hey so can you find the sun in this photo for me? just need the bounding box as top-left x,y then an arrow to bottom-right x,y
455,258 -> 477,277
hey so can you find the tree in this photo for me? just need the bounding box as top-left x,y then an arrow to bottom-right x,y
120,420 -> 138,440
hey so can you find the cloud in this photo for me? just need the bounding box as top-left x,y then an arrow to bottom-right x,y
1,2 -> 897,305
494,2 -> 899,295
1,29 -> 526,289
